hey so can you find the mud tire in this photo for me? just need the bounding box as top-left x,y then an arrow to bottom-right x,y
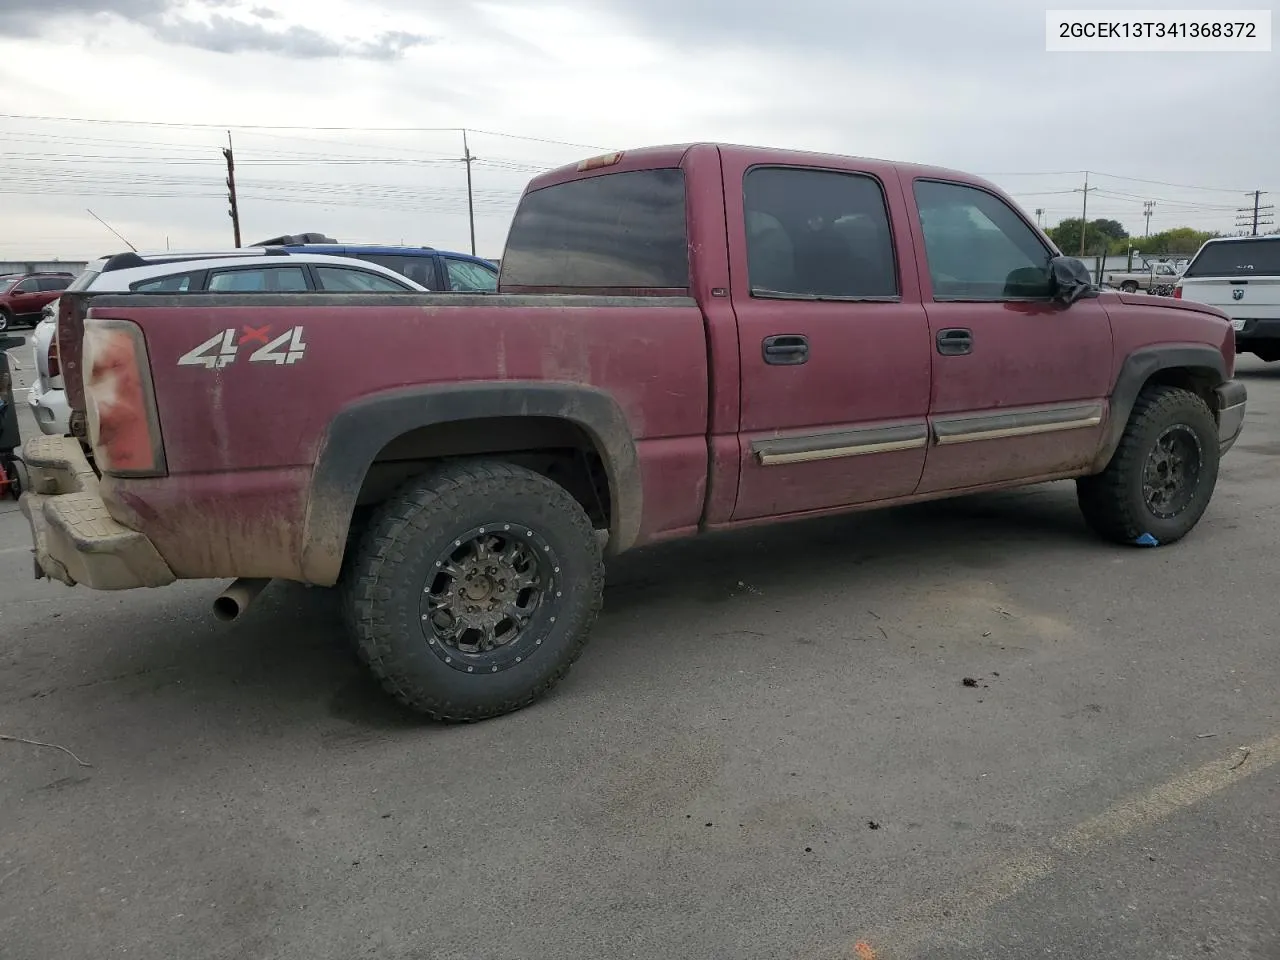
341,460 -> 604,721
1076,385 -> 1219,546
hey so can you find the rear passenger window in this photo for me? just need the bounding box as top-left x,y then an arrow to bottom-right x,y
37,277 -> 71,292
313,267 -> 409,292
208,267 -> 308,292
361,254 -> 434,288
744,168 -> 898,299
133,273 -> 197,293
444,258 -> 498,292
502,168 -> 689,290
913,181 -> 1053,300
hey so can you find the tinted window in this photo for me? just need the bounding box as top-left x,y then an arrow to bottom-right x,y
1184,239 -> 1280,278
360,254 -> 435,288
502,168 -> 688,289
314,266 -> 409,292
133,273 -> 198,293
207,267 -> 308,292
744,167 -> 898,299
914,181 -> 1053,299
444,258 -> 498,292
12,278 -> 39,293
37,277 -> 71,292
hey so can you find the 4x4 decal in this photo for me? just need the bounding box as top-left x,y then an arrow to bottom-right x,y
177,325 -> 307,370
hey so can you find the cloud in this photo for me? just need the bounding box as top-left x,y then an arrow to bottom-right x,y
150,13 -> 432,59
0,0 -> 165,37
0,0 -> 434,60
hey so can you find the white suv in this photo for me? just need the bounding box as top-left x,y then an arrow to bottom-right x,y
70,248 -> 429,295
29,249 -> 428,436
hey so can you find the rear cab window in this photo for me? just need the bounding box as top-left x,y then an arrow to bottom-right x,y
500,168 -> 689,292
1184,240 -> 1280,278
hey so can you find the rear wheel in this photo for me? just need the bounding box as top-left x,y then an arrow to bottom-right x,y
0,310 -> 10,332
1120,281 -> 1139,293
1077,385 -> 1219,545
341,460 -> 604,721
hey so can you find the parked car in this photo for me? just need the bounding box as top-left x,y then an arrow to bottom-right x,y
23,142 -> 1246,724
25,250 -> 424,439
27,300 -> 69,436
64,248 -> 428,295
0,272 -> 74,331
250,235 -> 499,293
1174,235 -> 1280,361
1103,260 -> 1182,293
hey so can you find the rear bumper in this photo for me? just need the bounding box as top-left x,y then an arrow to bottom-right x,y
1233,318 -> 1280,349
17,435 -> 175,590
1216,380 -> 1246,456
26,381 -> 71,436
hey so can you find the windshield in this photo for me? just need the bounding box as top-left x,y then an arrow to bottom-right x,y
1184,239 -> 1280,278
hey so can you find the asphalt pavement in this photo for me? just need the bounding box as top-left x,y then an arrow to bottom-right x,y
1,331 -> 1277,960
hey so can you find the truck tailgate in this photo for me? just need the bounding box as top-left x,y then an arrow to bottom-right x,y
1180,277 -> 1280,327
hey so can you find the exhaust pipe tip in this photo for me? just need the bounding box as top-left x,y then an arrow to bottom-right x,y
213,577 -> 270,622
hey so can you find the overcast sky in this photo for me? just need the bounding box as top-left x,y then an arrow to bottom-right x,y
0,0 -> 1274,261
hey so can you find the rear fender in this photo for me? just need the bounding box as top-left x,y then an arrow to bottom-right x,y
300,381 -> 642,585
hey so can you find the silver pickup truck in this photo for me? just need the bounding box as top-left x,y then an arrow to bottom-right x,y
1104,260 -> 1184,293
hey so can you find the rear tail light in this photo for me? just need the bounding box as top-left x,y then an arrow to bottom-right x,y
47,337 -> 60,378
82,318 -> 165,477
1173,285 -> 1183,299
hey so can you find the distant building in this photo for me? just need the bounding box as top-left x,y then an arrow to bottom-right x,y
0,260 -> 88,276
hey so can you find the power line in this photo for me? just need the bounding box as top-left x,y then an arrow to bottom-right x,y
0,113 -> 610,151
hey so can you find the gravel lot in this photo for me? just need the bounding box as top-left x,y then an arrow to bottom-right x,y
2,331 -> 1277,960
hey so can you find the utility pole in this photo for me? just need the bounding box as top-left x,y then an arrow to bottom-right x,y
1143,200 -> 1155,237
462,129 -> 476,256
1034,207 -> 1044,227
223,131 -> 241,248
1235,190 -> 1274,236
1076,171 -> 1096,257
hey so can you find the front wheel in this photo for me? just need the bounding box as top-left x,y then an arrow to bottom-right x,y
0,310 -> 10,332
341,460 -> 605,721
1077,385 -> 1219,545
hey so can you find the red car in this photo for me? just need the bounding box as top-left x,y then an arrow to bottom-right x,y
0,273 -> 74,331
24,143 -> 1246,722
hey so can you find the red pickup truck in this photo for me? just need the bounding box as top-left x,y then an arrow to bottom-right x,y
21,143 -> 1246,721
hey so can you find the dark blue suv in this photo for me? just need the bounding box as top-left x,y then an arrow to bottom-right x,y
251,235 -> 499,293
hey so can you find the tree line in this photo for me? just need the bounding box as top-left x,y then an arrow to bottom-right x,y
1044,218 -> 1276,259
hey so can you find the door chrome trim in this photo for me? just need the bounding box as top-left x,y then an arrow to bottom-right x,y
753,423 -> 928,466
932,401 -> 1105,446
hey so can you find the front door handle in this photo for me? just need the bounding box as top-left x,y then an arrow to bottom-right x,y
936,328 -> 973,356
763,334 -> 809,365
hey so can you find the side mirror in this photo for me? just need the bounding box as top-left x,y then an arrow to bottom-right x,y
1047,256 -> 1099,306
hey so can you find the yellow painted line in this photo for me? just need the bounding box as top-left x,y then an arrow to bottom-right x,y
810,732 -> 1280,960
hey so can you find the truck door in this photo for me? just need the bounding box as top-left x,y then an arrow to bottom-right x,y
907,178 -> 1113,493
725,158 -> 933,520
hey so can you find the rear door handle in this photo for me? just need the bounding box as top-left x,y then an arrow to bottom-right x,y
936,328 -> 973,356
763,334 -> 809,365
